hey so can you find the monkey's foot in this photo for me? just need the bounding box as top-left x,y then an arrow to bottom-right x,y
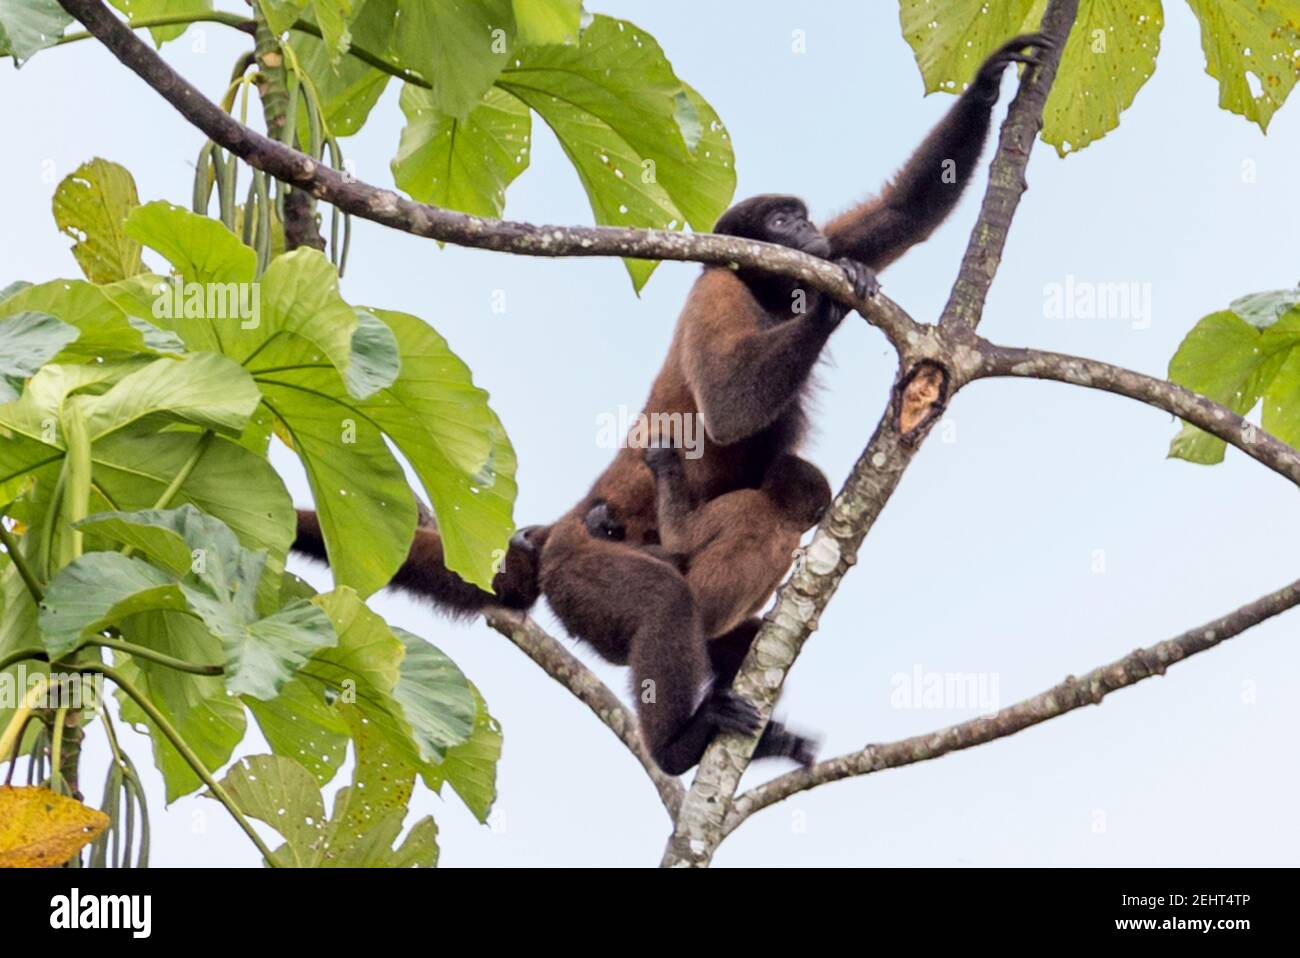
707,687 -> 764,737
755,720 -> 820,767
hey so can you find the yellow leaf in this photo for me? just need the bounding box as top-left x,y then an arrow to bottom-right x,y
0,786 -> 110,868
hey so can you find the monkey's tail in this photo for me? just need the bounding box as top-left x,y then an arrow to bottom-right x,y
293,508 -> 547,619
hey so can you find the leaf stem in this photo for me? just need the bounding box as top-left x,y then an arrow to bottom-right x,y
0,520 -> 45,603
54,12 -> 255,47
0,675 -> 49,765
80,662 -> 278,866
83,637 -> 223,676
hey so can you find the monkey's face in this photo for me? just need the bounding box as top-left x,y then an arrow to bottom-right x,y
764,203 -> 831,258
713,194 -> 832,259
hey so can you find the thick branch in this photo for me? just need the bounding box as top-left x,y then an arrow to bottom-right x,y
726,575 -> 1300,831
939,0 -> 1078,331
976,342 -> 1300,488
662,397 -> 930,866
484,610 -> 684,819
56,0 -> 916,348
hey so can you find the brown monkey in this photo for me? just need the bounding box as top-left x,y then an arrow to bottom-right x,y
293,34 -> 1056,774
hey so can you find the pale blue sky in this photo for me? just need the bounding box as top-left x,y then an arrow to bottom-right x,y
3,1 -> 1299,866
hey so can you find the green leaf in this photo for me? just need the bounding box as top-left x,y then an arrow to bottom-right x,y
1166,310 -> 1284,463
77,353 -> 262,440
51,159 -> 147,284
511,0 -> 581,45
92,428 -> 296,608
900,0 -> 1037,92
112,610 -> 245,802
392,84 -> 531,218
420,684 -> 500,822
350,309 -> 517,590
258,0 -> 309,37
124,202 -> 257,287
38,552 -> 186,657
1185,0 -> 1300,132
498,15 -> 736,289
0,281 -> 32,303
345,309 -> 401,400
0,279 -> 167,361
1230,287 -> 1300,329
252,334 -> 417,596
0,0 -> 71,63
0,564 -> 46,761
245,673 -> 349,785
109,1 -> 213,45
216,755 -> 325,865
1037,0 -> 1163,155
218,599 -> 337,700
0,312 -> 79,403
218,752 -> 438,867
286,705 -> 436,866
390,627 -> 475,756
76,507 -> 197,575
302,590 -> 467,768
393,0 -> 515,119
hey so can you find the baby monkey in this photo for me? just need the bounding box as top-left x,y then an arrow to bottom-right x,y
585,441 -> 831,765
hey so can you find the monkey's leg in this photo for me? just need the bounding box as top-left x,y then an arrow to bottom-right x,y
293,509 -> 545,618
541,517 -> 748,774
709,618 -> 819,767
674,491 -> 799,638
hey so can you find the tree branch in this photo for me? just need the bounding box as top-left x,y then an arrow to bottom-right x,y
55,0 -> 917,349
484,610 -> 684,819
725,575 -> 1300,832
662,399 -> 925,866
975,342 -> 1300,488
940,0 -> 1079,331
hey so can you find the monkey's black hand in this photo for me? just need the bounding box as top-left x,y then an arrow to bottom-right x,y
839,257 -> 880,300
642,442 -> 681,475
826,258 -> 879,323
974,33 -> 1057,102
509,524 -> 545,553
582,501 -> 626,541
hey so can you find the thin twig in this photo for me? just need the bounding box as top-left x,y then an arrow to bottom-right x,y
485,610 -> 684,819
726,575 -> 1300,832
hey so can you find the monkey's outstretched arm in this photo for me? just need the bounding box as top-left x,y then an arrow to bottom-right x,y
823,34 -> 1055,270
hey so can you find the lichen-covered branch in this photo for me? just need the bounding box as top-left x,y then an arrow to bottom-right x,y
55,0 -> 917,349
976,342 -> 1300,488
940,0 -> 1079,331
725,575 -> 1300,831
484,610 -> 684,819
662,397 -> 931,866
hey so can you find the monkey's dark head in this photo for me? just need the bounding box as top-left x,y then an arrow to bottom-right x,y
713,195 -> 831,258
